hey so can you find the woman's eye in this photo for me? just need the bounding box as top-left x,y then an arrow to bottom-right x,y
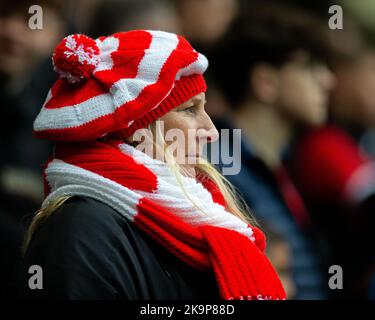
183,106 -> 196,114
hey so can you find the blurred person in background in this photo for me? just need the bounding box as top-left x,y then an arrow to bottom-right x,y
85,0 -> 180,39
264,225 -> 296,299
0,0 -> 70,296
279,0 -> 375,158
174,0 -> 239,49
211,1 -> 335,299
288,9 -> 375,298
67,0 -> 102,35
328,15 -> 375,157
173,0 -> 240,122
290,125 -> 375,298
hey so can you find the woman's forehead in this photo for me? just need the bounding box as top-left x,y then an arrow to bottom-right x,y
187,92 -> 206,104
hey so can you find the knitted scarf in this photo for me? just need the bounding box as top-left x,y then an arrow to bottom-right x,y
42,139 -> 286,300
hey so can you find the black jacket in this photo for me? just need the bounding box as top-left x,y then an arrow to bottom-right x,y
14,196 -> 219,299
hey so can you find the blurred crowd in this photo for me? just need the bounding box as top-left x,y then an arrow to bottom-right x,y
1,0 -> 375,299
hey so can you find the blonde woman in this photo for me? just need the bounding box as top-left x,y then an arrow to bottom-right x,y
15,31 -> 285,300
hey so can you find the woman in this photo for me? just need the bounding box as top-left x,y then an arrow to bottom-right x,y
15,31 -> 285,300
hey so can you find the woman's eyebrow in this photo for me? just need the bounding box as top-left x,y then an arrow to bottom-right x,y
190,97 -> 206,105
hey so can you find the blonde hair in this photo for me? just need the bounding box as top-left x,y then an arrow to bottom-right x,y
23,121 -> 257,253
23,195 -> 73,253
150,120 -> 256,226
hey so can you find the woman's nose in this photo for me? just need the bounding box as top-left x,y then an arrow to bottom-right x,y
197,113 -> 219,143
207,126 -> 219,143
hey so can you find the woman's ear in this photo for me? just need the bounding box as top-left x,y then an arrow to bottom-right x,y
249,63 -> 279,105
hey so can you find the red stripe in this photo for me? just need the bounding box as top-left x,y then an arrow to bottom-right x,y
134,198 -> 286,300
94,30 -> 153,88
46,78 -> 107,109
34,111 -> 123,141
45,30 -> 153,109
111,34 -> 199,122
45,139 -> 286,300
201,225 -> 285,300
35,34 -> 201,141
53,141 -> 158,192
196,173 -> 226,207
134,198 -> 210,270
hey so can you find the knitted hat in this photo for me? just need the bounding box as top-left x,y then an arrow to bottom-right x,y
33,30 -> 208,141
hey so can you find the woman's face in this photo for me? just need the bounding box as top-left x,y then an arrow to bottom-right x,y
158,92 -> 219,177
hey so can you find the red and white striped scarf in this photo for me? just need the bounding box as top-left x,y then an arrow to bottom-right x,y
42,139 -> 286,300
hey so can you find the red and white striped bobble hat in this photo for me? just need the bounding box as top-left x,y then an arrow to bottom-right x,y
33,30 -> 208,141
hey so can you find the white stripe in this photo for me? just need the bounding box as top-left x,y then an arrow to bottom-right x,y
33,31 -> 207,133
43,159 -> 140,220
95,36 -> 119,72
110,30 -> 179,107
34,36 -> 121,131
146,53 -> 208,113
33,94 -> 114,131
35,37 -> 120,131
33,32 -> 167,132
118,143 -> 255,240
175,53 -> 208,81
44,143 -> 255,242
